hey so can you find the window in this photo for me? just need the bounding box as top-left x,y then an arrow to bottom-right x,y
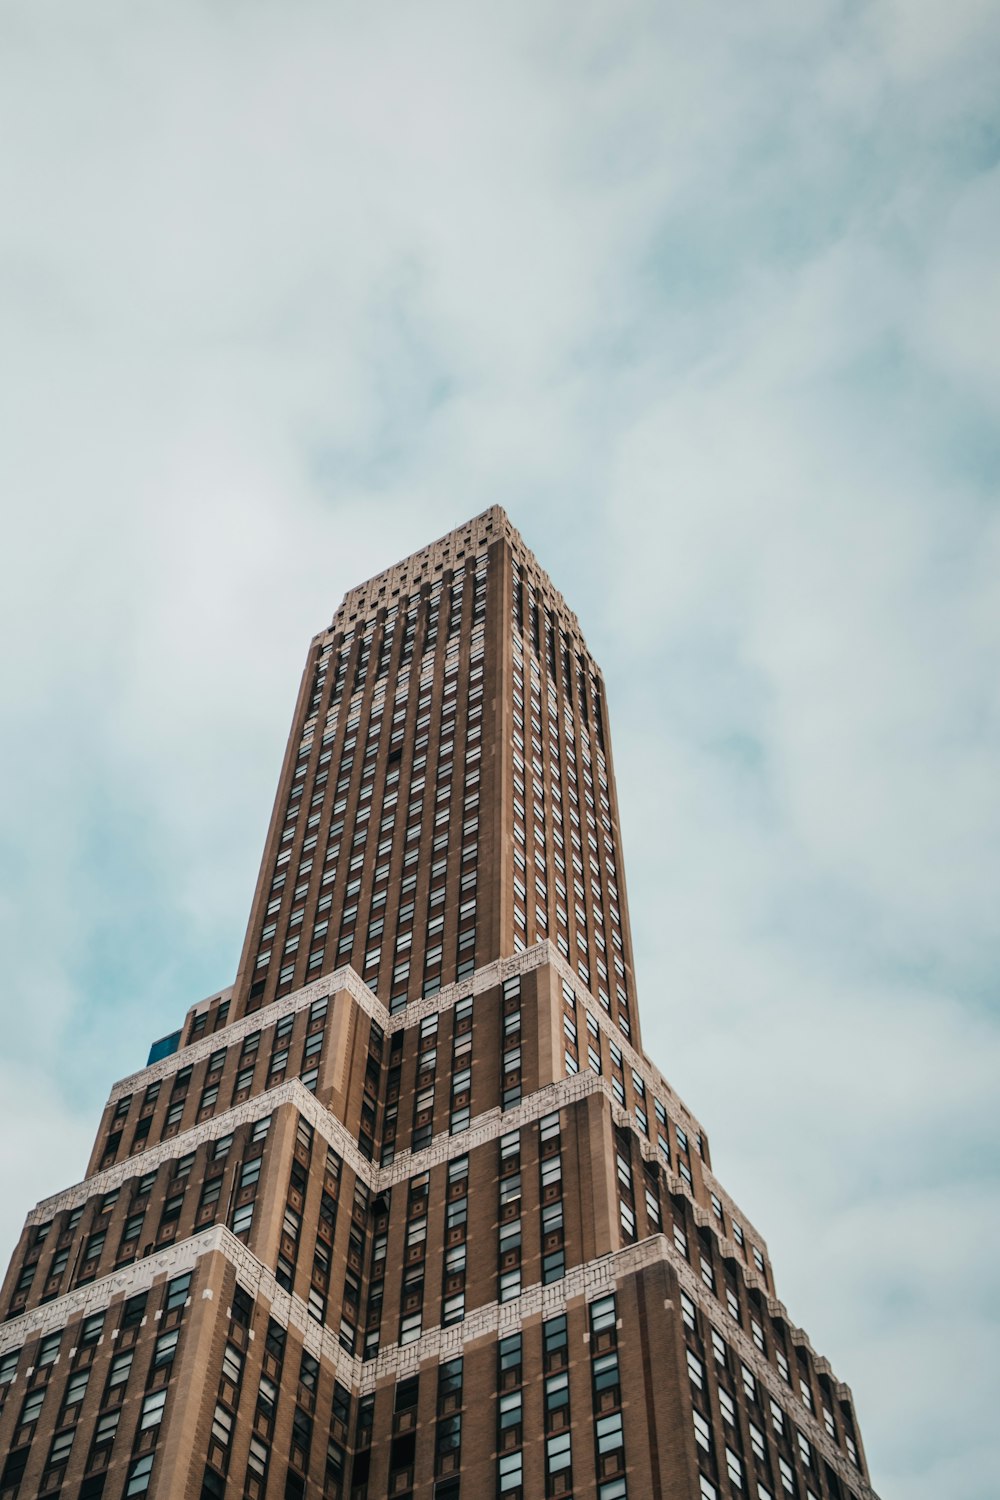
63,1367 -> 90,1407
443,1291 -> 465,1324
400,1312 -> 421,1346
81,1311 -> 105,1346
122,1292 -> 148,1329
589,1294 -> 617,1333
596,1410 -> 624,1454
593,1350 -> 619,1394
499,1267 -> 521,1302
497,1386 -> 524,1434
299,1351 -> 319,1392
543,1248 -> 565,1283
165,1272 -> 192,1310
240,1157 -> 262,1190
543,1313 -> 567,1362
547,1429 -> 572,1473
48,1428 -> 75,1466
140,1388 -> 167,1429
37,1330 -> 62,1365
93,1409 -> 120,1448
545,1370 -> 569,1413
387,1377 -> 418,1423
107,1350 -> 133,1390
438,1357 -> 463,1398
498,1450 -> 522,1493
211,1403 -> 233,1447
154,1328 -> 179,1367
247,1437 -> 269,1477
257,1375 -> 278,1417
20,1386 -> 46,1424
125,1454 -> 155,1495
498,1332 -> 522,1380
232,1202 -> 254,1236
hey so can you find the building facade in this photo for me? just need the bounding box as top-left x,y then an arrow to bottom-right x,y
0,508 -> 877,1500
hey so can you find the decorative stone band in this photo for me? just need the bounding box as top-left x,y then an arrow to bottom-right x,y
21,1072 -> 851,1449
31,1071 -> 647,1225
106,942 -> 682,1129
101,944 -> 758,1249
26,1080 -> 349,1226
0,1227 -> 231,1355
107,965 -> 379,1101
0,1224 -> 873,1500
27,1071 -> 782,1355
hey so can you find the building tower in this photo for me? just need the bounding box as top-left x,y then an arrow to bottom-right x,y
0,508 -> 878,1500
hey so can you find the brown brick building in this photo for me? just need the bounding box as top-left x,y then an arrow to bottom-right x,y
0,508 -> 878,1500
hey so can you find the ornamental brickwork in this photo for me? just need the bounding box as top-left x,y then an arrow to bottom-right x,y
0,511 -> 877,1500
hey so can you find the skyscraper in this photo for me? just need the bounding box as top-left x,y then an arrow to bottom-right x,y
0,508 -> 877,1500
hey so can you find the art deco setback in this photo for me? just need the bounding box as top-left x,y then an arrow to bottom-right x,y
0,509 -> 877,1500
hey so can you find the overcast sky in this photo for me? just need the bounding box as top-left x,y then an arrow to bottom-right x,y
1,2 -> 998,1495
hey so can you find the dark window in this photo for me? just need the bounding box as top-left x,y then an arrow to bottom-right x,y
395,1376 -> 420,1412
438,1357 -> 463,1397
81,1312 -> 105,1346
0,1449 -> 29,1490
231,1286 -> 253,1326
390,1432 -> 416,1471
333,1382 -> 351,1426
121,1292 -> 148,1329
200,1467 -> 225,1500
265,1320 -> 286,1362
299,1352 -> 319,1392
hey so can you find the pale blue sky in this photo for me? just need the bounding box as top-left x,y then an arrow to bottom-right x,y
1,3 -> 998,1496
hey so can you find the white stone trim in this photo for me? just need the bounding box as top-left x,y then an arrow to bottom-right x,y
0,1227 -> 230,1351
108,967 -> 380,1102
31,1072 -> 604,1223
27,1081 -> 370,1225
105,946 -> 758,1252
0,1225 -> 874,1498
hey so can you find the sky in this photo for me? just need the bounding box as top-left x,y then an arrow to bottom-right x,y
0,0 -> 998,1494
